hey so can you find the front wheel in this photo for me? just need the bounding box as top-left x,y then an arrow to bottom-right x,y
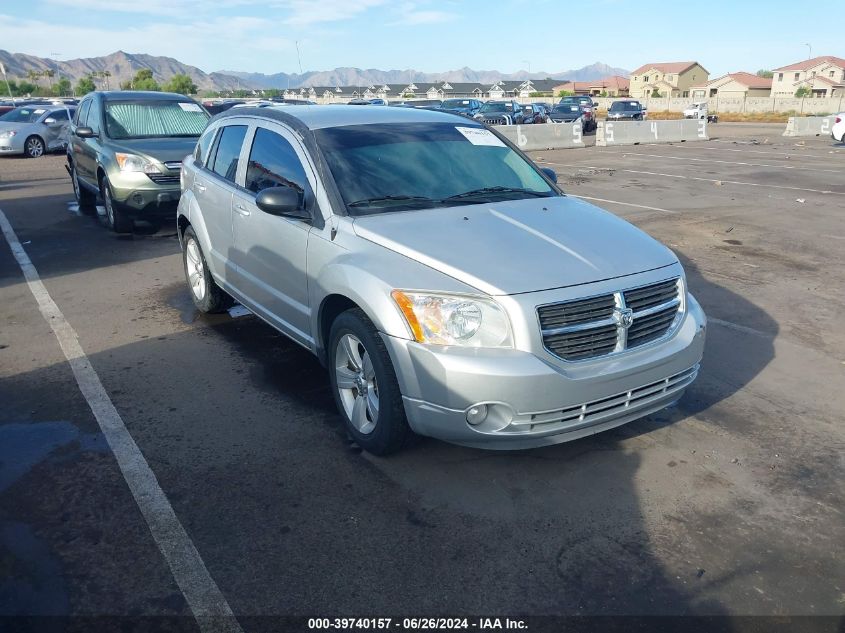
71,162 -> 97,214
24,136 -> 45,158
182,225 -> 232,313
329,308 -> 412,455
100,176 -> 133,233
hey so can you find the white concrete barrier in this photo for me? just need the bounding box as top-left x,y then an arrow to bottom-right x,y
596,119 -> 708,146
494,122 -> 584,150
782,116 -> 836,137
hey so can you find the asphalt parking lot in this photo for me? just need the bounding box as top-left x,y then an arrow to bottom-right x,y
1,124 -> 844,630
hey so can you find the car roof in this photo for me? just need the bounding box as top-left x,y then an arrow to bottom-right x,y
98,91 -> 194,102
214,104 -> 478,130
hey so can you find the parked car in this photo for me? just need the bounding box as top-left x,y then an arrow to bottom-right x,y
66,91 -> 209,232
607,100 -> 647,121
549,102 -> 585,123
390,99 -> 443,109
833,114 -> 845,143
555,97 -> 596,131
348,99 -> 387,106
0,104 -> 76,158
270,97 -> 317,105
520,103 -> 549,124
203,99 -> 245,115
439,98 -> 482,117
474,100 -> 525,125
683,101 -> 708,119
176,106 -> 706,455
0,101 -> 18,116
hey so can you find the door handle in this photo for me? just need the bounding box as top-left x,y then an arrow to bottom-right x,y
195,182 -> 206,193
234,204 -> 250,217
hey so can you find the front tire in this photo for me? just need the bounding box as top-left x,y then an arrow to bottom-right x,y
71,162 -> 96,215
182,225 -> 232,314
24,136 -> 45,158
100,175 -> 133,233
329,308 -> 412,455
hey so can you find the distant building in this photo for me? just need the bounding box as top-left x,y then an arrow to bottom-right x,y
770,56 -> 845,98
553,76 -> 629,97
689,72 -> 772,100
629,62 -> 709,98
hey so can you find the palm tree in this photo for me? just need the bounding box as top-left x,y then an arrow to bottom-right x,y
44,69 -> 56,93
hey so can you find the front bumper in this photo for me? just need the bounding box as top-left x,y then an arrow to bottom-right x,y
0,136 -> 24,155
383,294 -> 706,449
109,171 -> 181,216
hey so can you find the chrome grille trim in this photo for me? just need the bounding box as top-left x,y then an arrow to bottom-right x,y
163,161 -> 182,171
537,277 -> 684,362
507,365 -> 699,432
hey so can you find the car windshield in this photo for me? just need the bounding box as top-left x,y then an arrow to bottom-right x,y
103,100 -> 209,139
441,100 -> 472,109
315,122 -> 556,215
553,104 -> 580,113
479,102 -> 510,113
0,107 -> 48,123
610,102 -> 640,112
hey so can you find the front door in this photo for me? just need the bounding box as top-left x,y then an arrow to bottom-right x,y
230,123 -> 315,347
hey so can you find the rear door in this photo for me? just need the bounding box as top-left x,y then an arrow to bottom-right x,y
195,121 -> 249,284
71,98 -> 96,184
230,122 -> 316,346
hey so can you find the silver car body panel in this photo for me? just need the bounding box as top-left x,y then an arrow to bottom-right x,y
178,105 -> 706,448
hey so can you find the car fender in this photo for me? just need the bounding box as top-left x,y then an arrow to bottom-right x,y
177,188 -> 218,277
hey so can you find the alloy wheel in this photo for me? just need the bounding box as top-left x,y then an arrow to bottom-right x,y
335,333 -> 379,435
26,137 -> 44,158
185,238 -> 206,301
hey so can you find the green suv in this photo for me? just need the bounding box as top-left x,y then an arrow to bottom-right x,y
67,91 -> 209,232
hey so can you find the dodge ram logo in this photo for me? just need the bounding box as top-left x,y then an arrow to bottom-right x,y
614,308 -> 634,328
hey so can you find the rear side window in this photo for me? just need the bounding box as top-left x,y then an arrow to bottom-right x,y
210,125 -> 247,183
245,128 -> 309,200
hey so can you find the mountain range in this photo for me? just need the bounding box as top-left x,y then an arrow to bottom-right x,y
0,50 -> 628,92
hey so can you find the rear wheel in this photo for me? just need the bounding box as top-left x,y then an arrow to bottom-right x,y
329,308 -> 411,455
24,136 -> 45,158
100,176 -> 133,233
71,162 -> 96,215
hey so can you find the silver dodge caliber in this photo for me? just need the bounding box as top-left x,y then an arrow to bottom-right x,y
177,105 -> 706,455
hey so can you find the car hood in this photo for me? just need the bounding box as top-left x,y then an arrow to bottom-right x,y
352,196 -> 677,295
107,137 -> 200,164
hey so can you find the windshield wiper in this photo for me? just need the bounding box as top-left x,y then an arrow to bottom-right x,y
347,195 -> 436,208
446,186 -> 550,200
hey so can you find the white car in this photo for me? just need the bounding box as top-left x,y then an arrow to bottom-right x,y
684,102 -> 708,119
833,113 -> 845,143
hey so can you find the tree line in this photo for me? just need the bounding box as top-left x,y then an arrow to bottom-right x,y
2,68 -> 198,98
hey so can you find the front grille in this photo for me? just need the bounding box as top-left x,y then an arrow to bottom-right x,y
538,278 -> 683,361
147,173 -> 180,185
163,161 -> 182,171
509,365 -> 698,433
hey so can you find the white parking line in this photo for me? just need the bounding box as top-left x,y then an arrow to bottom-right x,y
0,209 -> 243,633
600,152 -> 842,174
568,194 -> 678,214
699,146 -> 842,159
546,162 -> 844,196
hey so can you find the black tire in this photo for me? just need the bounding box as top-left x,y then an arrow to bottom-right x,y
181,225 -> 232,314
100,175 -> 133,233
70,162 -> 96,215
328,308 -> 412,455
24,135 -> 45,158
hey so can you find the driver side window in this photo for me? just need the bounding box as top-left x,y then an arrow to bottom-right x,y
244,127 -> 310,205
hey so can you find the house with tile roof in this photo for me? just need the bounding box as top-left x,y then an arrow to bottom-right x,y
770,56 -> 845,97
553,75 -> 630,97
689,72 -> 772,99
629,62 -> 708,99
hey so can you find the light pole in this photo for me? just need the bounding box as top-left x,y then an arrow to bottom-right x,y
805,43 -> 812,59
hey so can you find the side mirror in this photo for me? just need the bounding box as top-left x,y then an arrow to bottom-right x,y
255,186 -> 310,220
76,126 -> 97,138
540,167 -> 558,184
44,117 -> 57,125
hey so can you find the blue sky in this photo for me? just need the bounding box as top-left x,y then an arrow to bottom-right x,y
0,0 -> 840,76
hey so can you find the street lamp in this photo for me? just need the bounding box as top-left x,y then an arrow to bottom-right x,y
805,43 -> 812,60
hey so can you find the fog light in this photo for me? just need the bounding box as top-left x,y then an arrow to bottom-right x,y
466,404 -> 488,425
132,193 -> 144,205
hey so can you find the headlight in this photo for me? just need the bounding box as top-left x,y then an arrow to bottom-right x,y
391,290 -> 513,348
0,130 -> 16,138
115,152 -> 161,174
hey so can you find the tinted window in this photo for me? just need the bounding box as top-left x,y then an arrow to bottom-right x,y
245,128 -> 309,201
75,99 -> 91,126
194,127 -> 218,168
87,98 -> 102,134
315,122 -> 555,215
210,125 -> 247,182
49,109 -> 70,122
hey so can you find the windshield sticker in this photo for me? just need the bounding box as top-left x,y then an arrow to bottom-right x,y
34,109 -> 46,114
455,126 -> 506,147
178,102 -> 203,112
